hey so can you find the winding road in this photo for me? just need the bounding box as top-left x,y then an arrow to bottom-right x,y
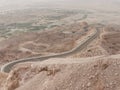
1,28 -> 100,73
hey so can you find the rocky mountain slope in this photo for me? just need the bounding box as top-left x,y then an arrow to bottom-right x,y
0,24 -> 120,90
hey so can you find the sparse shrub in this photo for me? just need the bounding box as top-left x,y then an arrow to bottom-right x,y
102,64 -> 109,70
87,49 -> 91,52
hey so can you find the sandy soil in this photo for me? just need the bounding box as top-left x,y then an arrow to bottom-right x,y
0,24 -> 120,90
70,25 -> 120,58
0,22 -> 91,64
0,54 -> 120,90
100,30 -> 120,55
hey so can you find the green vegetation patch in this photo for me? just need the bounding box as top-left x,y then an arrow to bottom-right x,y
30,25 -> 47,31
8,23 -> 32,28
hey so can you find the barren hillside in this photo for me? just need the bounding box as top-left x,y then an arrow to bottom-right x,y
71,25 -> 120,58
0,0 -> 120,89
0,24 -> 120,90
0,54 -> 120,90
0,22 -> 91,64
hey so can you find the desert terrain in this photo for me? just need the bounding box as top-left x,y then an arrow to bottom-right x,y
0,1 -> 120,90
0,20 -> 120,90
3,26 -> 120,90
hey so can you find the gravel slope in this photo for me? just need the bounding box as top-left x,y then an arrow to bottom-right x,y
2,55 -> 119,90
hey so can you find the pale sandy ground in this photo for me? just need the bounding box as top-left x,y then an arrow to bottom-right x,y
0,24 -> 120,90
0,22 -> 90,64
70,25 -> 120,58
0,54 -> 119,90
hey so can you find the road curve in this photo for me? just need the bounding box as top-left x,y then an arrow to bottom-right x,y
1,28 -> 100,73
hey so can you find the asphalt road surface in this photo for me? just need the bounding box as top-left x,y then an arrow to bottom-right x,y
1,28 -> 100,73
